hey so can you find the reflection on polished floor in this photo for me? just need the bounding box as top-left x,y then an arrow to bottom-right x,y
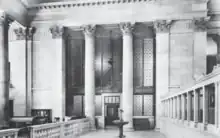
79,129 -> 166,138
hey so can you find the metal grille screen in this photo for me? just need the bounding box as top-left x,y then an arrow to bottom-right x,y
73,95 -> 84,116
133,38 -> 154,93
134,95 -> 153,116
143,39 -> 153,87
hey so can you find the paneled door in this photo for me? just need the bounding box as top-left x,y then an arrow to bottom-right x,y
105,103 -> 119,126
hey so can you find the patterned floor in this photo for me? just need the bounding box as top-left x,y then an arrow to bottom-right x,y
79,128 -> 166,138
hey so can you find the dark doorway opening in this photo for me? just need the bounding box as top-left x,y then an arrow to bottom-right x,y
105,103 -> 119,126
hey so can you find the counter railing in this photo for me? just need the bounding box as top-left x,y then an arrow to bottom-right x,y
161,65 -> 220,136
0,117 -> 91,138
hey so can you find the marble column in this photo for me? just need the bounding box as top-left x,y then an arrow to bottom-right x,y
82,25 -> 96,129
120,22 -> 134,131
154,20 -> 172,128
194,90 -> 198,126
0,12 -> 9,128
25,27 -> 35,116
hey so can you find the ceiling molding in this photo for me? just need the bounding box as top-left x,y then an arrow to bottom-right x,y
26,0 -> 209,10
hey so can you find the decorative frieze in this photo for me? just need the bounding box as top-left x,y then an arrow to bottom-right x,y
14,27 -> 36,40
49,25 -> 63,39
153,20 -> 173,33
193,17 -> 210,31
119,22 -> 134,35
28,0 -> 159,11
81,25 -> 96,37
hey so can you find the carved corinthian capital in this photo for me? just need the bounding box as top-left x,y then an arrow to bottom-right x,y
14,27 -> 26,40
192,17 -> 210,32
49,25 -> 63,39
153,20 -> 173,33
119,22 -> 134,35
81,25 -> 96,37
26,27 -> 36,40
14,27 -> 36,40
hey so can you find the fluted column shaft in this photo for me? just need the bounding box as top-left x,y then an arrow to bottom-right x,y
0,13 -> 9,128
120,23 -> 134,131
83,25 -> 96,129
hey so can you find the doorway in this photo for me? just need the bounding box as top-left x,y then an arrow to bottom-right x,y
105,103 -> 119,126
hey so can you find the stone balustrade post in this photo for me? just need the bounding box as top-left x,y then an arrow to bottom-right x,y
194,90 -> 199,126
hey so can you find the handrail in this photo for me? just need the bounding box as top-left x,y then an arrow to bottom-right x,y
0,129 -> 19,137
161,65 -> 220,101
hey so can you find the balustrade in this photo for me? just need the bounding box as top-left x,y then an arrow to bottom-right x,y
0,118 -> 91,138
0,129 -> 18,138
161,65 -> 220,136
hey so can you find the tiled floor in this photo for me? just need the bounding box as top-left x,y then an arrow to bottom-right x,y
79,128 -> 167,138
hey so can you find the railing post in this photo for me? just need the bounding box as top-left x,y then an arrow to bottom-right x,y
202,86 -> 208,130
215,82 -> 219,128
177,96 -> 180,120
194,89 -> 199,127
182,94 -> 186,122
174,97 -> 176,118
168,99 -> 170,118
60,122 -> 64,138
187,92 -> 192,123
171,98 -> 173,118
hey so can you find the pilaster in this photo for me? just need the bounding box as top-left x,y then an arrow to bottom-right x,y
154,20 -> 172,129
193,17 -> 208,78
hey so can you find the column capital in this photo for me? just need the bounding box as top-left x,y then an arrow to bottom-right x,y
81,25 -> 96,37
26,27 -> 36,40
153,20 -> 173,33
192,17 -> 210,32
49,25 -> 63,39
14,27 -> 26,40
0,10 -> 5,25
119,22 -> 134,35
14,27 -> 36,40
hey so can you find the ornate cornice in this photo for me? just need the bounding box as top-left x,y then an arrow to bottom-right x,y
81,25 -> 96,37
49,25 -> 63,39
192,17 -> 210,32
28,0 -> 159,10
153,20 -> 173,33
14,27 -> 36,40
119,22 -> 134,35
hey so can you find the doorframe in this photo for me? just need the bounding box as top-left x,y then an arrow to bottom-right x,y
101,93 -> 121,128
